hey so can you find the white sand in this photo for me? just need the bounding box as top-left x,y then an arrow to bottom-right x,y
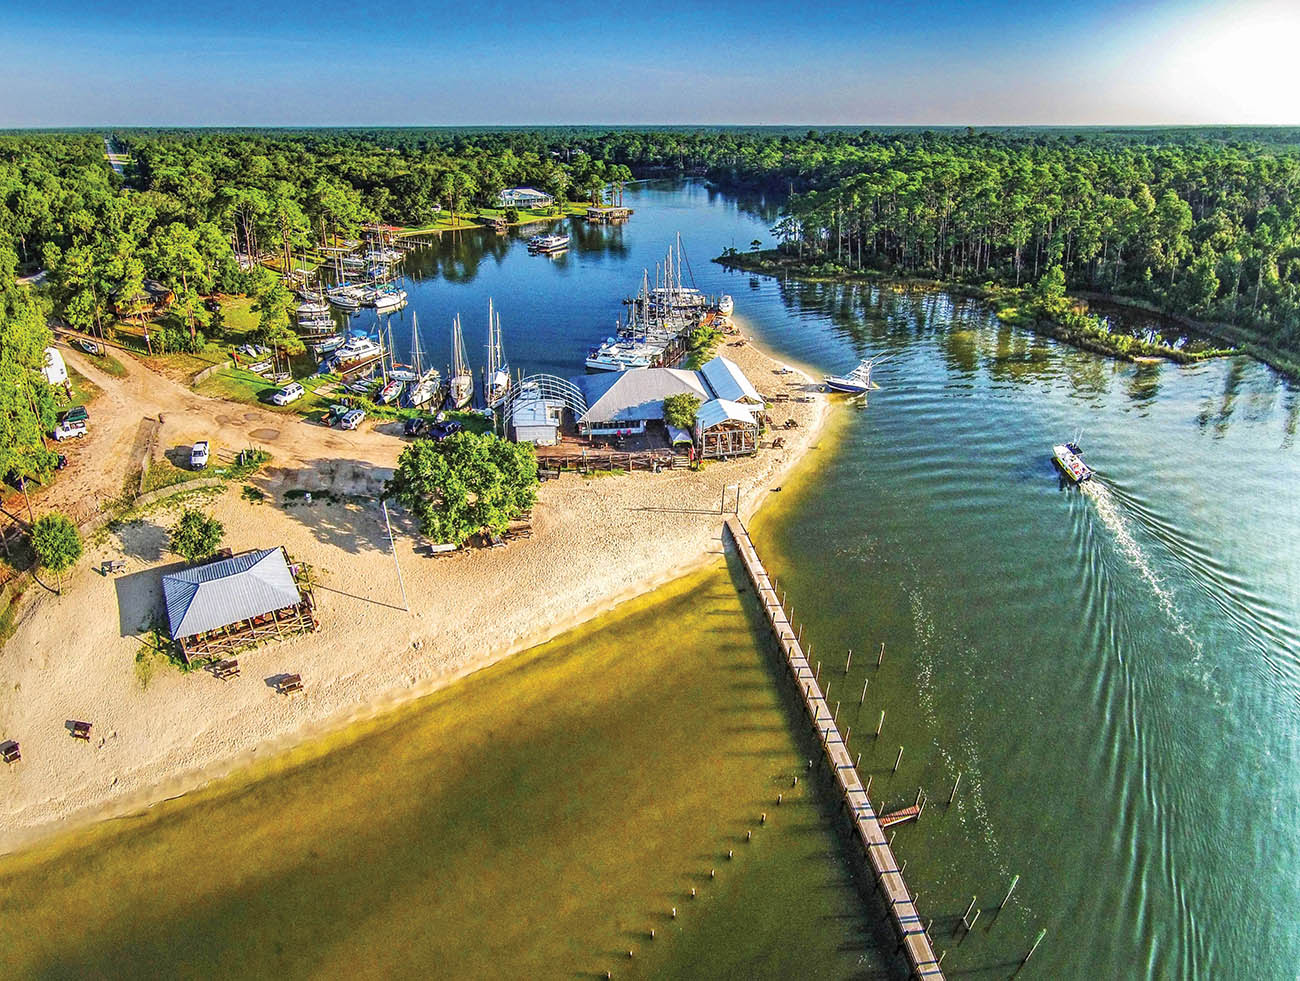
0,335 -> 830,853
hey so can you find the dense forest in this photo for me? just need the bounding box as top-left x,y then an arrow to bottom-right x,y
576,128 -> 1300,355
3,126 -> 1300,491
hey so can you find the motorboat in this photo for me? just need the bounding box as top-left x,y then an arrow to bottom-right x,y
377,379 -> 405,405
312,335 -> 346,355
584,337 -> 663,371
824,355 -> 891,393
527,233 -> 570,254
717,294 -> 734,316
297,301 -> 329,316
328,291 -> 362,310
1052,442 -> 1094,483
333,336 -> 382,367
373,288 -> 408,311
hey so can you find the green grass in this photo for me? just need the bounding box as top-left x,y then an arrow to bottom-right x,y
215,295 -> 261,340
140,458 -> 193,494
0,561 -> 879,978
194,365 -> 333,415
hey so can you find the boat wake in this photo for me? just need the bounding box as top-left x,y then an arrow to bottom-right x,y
1081,480 -> 1204,661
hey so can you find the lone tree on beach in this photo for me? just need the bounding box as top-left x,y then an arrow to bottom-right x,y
170,507 -> 225,564
30,512 -> 82,593
663,393 -> 701,429
384,431 -> 538,546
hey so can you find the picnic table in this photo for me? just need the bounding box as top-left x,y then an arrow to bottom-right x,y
1,741 -> 19,764
101,559 -> 126,575
276,674 -> 303,695
69,721 -> 92,740
211,659 -> 240,680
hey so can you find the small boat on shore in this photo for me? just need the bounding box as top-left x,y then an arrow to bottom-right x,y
1052,442 -> 1094,483
717,294 -> 734,316
377,379 -> 404,405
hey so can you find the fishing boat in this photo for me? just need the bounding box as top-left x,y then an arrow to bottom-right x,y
447,313 -> 473,409
527,233 -> 570,254
333,336 -> 382,368
1052,442 -> 1094,483
484,298 -> 511,407
824,354 -> 891,393
717,294 -> 734,316
406,313 -> 442,408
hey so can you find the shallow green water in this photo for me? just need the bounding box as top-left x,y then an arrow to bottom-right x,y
0,562 -> 886,980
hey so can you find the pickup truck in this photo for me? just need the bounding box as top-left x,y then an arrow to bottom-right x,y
53,419 -> 87,441
190,440 -> 210,469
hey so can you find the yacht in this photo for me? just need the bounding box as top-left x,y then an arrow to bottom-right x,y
327,289 -> 362,311
585,337 -> 664,372
333,336 -> 382,368
824,354 -> 892,393
527,233 -> 570,254
373,288 -> 408,311
297,301 -> 329,316
717,294 -> 734,316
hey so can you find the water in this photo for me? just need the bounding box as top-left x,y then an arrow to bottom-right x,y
0,563 -> 883,979
7,181 -> 1299,978
743,291 -> 1300,978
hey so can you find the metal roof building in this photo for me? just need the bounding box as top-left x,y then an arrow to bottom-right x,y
575,368 -> 710,433
162,548 -> 312,658
700,355 -> 764,405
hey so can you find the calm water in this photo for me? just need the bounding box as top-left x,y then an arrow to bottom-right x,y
6,181 -> 1298,979
0,564 -> 882,979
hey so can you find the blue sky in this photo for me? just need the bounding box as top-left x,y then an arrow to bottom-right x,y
1,0 -> 1296,126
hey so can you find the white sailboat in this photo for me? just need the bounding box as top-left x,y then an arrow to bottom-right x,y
449,313 -> 473,409
484,298 -> 510,408
407,313 -> 441,408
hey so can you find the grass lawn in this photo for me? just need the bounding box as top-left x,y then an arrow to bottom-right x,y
215,295 -> 261,340
61,366 -> 102,411
195,364 -> 334,415
141,457 -> 194,494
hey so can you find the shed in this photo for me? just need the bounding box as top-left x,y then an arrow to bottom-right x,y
695,399 -> 759,459
511,396 -> 564,446
162,547 -> 316,661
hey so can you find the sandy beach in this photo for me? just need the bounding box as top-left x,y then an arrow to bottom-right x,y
0,331 -> 830,852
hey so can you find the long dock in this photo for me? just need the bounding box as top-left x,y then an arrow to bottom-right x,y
725,518 -> 945,981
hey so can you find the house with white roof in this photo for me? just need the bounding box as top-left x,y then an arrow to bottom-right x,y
498,187 -> 555,209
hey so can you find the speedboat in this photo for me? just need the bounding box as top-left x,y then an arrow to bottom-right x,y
1052,442 -> 1094,483
313,335 -> 346,355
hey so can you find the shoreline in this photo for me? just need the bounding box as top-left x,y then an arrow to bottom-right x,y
0,329 -> 832,856
715,250 -> 1295,378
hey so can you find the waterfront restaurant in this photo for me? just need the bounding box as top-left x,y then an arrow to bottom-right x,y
695,399 -> 760,458
498,187 -> 555,209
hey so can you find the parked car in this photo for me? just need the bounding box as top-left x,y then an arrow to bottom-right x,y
53,419 -> 87,441
60,405 -> 89,424
326,403 -> 351,426
190,440 -> 210,470
429,420 -> 463,441
270,382 -> 304,406
403,416 -> 429,437
340,408 -> 366,431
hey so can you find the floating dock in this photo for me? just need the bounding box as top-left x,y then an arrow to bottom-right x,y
725,518 -> 944,981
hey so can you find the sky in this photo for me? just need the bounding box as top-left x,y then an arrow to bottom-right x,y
1,0 -> 1297,127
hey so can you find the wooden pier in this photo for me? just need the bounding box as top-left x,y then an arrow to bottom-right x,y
725,518 -> 945,981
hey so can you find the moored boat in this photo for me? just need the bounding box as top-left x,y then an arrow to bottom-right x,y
717,294 -> 734,316
528,233 -> 570,254
824,354 -> 891,393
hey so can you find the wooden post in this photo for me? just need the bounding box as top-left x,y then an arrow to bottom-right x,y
845,725 -> 851,745
962,896 -> 977,923
865,774 -> 872,796
876,710 -> 885,737
877,642 -> 884,666
860,677 -> 869,705
1000,874 -> 1020,910
856,751 -> 862,769
1022,928 -> 1046,965
815,660 -> 821,683
893,746 -> 903,772
845,649 -> 852,673
966,909 -> 981,932
797,623 -> 803,644
833,700 -> 840,724
825,682 -> 831,703
948,772 -> 962,806
915,787 -> 923,808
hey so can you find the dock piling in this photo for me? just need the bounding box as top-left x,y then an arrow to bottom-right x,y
948,772 -> 962,806
1000,874 -> 1020,910
893,746 -> 904,773
860,677 -> 869,705
845,649 -> 852,673
1022,928 -> 1046,965
878,642 -> 885,667
877,710 -> 885,737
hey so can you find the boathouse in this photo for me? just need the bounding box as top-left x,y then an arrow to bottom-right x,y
585,205 -> 632,224
162,547 -> 317,663
499,187 -> 554,209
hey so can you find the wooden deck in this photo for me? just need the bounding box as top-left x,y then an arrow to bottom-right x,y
726,518 -> 945,981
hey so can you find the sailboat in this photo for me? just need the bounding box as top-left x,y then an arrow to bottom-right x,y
484,298 -> 510,408
406,313 -> 442,408
448,313 -> 473,409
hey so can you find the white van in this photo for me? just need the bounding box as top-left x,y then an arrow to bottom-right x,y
271,382 -> 305,406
